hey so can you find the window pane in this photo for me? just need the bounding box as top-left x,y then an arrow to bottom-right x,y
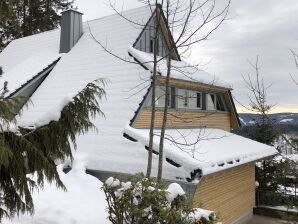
177,89 -> 201,109
155,86 -> 166,107
147,86 -> 172,108
177,89 -> 188,108
171,87 -> 176,108
150,40 -> 154,53
197,92 -> 201,108
216,94 -> 226,111
207,94 -> 216,110
188,91 -> 197,108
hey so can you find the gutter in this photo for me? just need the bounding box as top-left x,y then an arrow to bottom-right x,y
201,153 -> 278,178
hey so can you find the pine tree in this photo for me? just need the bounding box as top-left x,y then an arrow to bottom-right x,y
0,1 -> 21,50
248,116 -> 279,191
0,0 -> 73,51
0,79 -> 106,221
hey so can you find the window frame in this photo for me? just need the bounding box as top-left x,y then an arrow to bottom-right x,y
144,86 -> 228,113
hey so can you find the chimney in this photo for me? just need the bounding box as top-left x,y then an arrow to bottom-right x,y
59,9 -> 83,53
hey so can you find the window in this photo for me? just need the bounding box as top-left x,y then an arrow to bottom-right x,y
207,93 -> 216,110
149,38 -> 159,55
150,39 -> 154,53
207,93 -> 226,111
197,93 -> 202,108
147,86 -> 172,108
155,86 -> 166,107
216,94 -> 226,111
180,90 -> 189,107
177,89 -> 202,109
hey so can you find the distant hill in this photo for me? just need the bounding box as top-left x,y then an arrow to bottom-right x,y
235,113 -> 298,137
239,113 -> 298,126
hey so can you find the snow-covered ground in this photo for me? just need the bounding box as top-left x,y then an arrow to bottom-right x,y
3,153 -> 214,224
3,158 -> 110,224
280,119 -> 294,123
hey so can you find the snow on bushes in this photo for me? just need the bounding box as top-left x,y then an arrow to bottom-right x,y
102,174 -> 217,224
166,183 -> 186,203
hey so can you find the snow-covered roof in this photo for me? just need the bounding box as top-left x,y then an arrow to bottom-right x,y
0,29 -> 61,96
0,53 -> 60,97
124,126 -> 277,176
129,47 -> 232,89
0,6 -> 187,180
0,5 -> 277,181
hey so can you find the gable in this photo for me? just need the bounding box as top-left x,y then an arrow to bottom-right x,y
134,15 -> 169,58
133,7 -> 180,60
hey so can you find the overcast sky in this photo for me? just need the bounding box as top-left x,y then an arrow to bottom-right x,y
74,0 -> 298,113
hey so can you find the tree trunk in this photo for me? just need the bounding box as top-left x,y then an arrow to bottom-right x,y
146,7 -> 160,178
157,55 -> 171,182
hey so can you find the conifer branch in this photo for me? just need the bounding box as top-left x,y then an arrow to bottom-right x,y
0,79 -> 106,221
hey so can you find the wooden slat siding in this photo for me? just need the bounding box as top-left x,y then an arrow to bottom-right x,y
133,109 -> 231,131
193,163 -> 255,224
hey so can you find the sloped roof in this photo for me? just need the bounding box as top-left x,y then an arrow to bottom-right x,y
0,6 -> 277,181
0,29 -> 61,97
124,126 -> 277,176
129,47 -> 232,89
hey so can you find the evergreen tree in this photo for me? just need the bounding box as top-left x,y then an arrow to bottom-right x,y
0,0 -> 73,51
0,1 -> 20,50
0,80 -> 106,221
248,117 -> 278,145
247,117 -> 279,191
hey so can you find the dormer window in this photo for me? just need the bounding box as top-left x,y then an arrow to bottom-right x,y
145,86 -> 226,112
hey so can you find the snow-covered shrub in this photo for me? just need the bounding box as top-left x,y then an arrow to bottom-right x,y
102,174 -> 217,224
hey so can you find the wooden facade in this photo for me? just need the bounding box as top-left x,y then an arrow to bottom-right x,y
133,109 -> 231,131
193,163 -> 256,224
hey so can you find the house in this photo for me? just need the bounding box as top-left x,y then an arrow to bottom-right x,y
0,5 -> 277,224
